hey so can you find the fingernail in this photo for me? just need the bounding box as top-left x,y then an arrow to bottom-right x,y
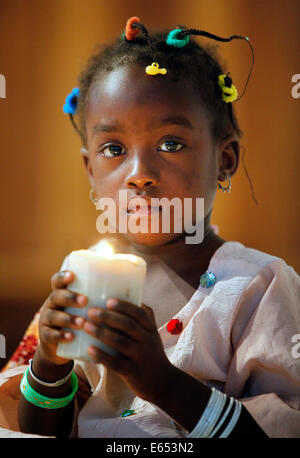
75,317 -> 85,327
107,299 -> 118,308
88,346 -> 99,356
85,322 -> 96,333
64,331 -> 73,340
77,295 -> 87,305
88,308 -> 99,318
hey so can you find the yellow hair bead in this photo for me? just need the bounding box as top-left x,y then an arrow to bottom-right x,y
218,74 -> 238,103
145,62 -> 167,76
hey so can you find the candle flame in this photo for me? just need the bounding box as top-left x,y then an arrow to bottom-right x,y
98,241 -> 114,258
97,242 -> 144,266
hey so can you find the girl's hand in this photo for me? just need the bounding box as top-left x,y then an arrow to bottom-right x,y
37,270 -> 88,366
83,300 -> 175,403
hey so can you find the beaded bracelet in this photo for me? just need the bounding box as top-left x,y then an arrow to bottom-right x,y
20,367 -> 78,409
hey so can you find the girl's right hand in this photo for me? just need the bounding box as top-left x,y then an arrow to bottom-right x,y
37,270 -> 88,366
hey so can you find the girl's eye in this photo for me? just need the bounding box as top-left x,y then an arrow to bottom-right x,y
98,140 -> 184,157
158,141 -> 184,153
98,144 -> 126,158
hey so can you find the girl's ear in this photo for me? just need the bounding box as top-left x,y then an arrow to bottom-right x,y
217,134 -> 240,180
81,148 -> 95,188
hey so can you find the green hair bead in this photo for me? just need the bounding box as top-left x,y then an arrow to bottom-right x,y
166,29 -> 190,48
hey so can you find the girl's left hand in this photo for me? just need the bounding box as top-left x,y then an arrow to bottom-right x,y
83,299 -> 175,403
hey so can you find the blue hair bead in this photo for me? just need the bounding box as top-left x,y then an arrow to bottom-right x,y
166,29 -> 189,48
63,87 -> 80,115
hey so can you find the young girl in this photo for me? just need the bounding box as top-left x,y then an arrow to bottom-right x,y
2,18 -> 300,438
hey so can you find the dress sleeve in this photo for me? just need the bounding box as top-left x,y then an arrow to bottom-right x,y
225,259 -> 300,438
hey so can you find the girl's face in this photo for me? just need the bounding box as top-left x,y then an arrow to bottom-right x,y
83,64 -> 238,247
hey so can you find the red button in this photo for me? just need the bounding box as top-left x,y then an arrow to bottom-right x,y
167,319 -> 183,335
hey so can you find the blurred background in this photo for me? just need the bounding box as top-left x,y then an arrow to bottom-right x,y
0,0 -> 299,369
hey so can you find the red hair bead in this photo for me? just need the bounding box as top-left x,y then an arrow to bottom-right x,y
125,16 -> 141,41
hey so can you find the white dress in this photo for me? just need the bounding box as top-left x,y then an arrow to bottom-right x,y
0,240 -> 299,438
63,240 -> 300,438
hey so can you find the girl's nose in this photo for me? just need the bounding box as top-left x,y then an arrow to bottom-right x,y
126,174 -> 157,189
125,158 -> 159,190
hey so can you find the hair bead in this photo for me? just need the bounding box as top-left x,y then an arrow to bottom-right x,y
63,87 -> 79,115
218,74 -> 238,103
166,29 -> 190,48
125,16 -> 141,41
145,62 -> 167,76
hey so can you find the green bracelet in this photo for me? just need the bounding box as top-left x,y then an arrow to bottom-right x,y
20,367 -> 78,409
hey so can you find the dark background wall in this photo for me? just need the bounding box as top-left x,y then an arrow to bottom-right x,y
0,0 -> 299,369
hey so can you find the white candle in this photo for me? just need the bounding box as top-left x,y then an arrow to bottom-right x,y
56,244 -> 147,362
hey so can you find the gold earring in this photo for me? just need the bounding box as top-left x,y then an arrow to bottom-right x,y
217,175 -> 231,193
89,188 -> 98,206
